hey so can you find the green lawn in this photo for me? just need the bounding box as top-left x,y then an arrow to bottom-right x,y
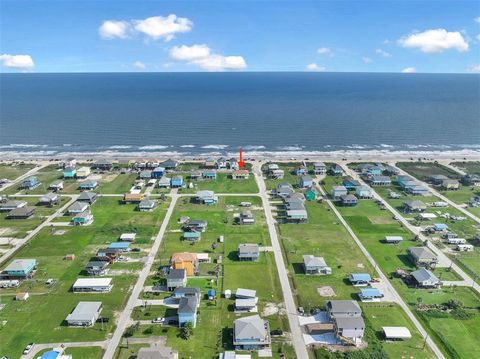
179,172 -> 259,194
38,347 -> 103,359
450,161 -> 480,176
396,162 -> 460,181
0,162 -> 36,180
0,197 -> 169,358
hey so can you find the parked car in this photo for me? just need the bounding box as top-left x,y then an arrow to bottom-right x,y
151,317 -> 165,324
45,278 -> 54,285
23,343 -> 34,354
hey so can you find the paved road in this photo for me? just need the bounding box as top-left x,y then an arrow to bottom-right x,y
344,167 -> 480,294
102,189 -> 179,359
252,162 -> 309,359
315,178 -> 445,359
0,163 -> 49,193
0,195 -> 77,265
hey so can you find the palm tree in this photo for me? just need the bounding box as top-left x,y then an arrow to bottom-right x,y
181,322 -> 194,340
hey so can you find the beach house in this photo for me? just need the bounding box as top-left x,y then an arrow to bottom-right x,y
2,259 -> 37,279
79,180 -> 98,190
442,179 -> 460,190
408,247 -> 438,268
411,268 -> 440,288
326,300 -> 362,319
76,166 -> 91,178
170,175 -> 184,188
63,167 -> 76,179
166,268 -> 187,291
178,296 -> 199,327
370,175 -> 391,186
66,301 -> 102,327
77,191 -> 97,204
341,194 -> 358,206
355,186 -> 372,199
171,252 -> 199,276
151,167 -> 165,179
67,201 -> 89,214
403,200 -> 427,213
349,273 -> 372,286
85,261 -> 109,276
202,170 -> 217,180
330,164 -> 344,176
72,278 -> 113,293
38,192 -> 59,206
161,159 -> 178,170
0,200 -> 27,212
196,190 -> 218,205
232,170 -> 249,180
238,243 -> 260,261
299,175 -> 313,188
331,186 -> 348,200
71,211 -> 93,225
294,166 -> 307,176
334,317 -> 365,345
313,162 -> 326,174
21,176 -> 40,190
49,180 -> 64,191
303,255 -> 332,275
233,315 -> 271,350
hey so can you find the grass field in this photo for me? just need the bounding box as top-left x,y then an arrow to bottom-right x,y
0,163 -> 36,180
134,195 -> 293,358
321,175 -> 480,359
0,196 -> 169,358
177,172 -> 259,194
38,347 -> 103,358
396,162 -> 460,181
451,161 -> 480,176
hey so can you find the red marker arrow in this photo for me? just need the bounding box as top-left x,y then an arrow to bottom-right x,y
238,147 -> 244,169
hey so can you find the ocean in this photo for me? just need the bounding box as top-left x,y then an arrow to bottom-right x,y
0,72 -> 479,157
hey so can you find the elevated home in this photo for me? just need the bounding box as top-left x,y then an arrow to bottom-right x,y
66,301 -> 102,327
123,193 -> 145,203
77,191 -> 97,204
183,219 -> 208,232
447,237 -> 466,245
137,346 -> 178,359
403,200 -> 426,213
172,287 -> 201,300
232,170 -> 249,180
151,167 -> 165,179
275,183 -> 295,198
408,247 -> 438,268
178,295 -> 199,327
72,278 -> 113,293
313,162 -> 326,175
238,244 -> 260,261
166,268 -> 187,291
171,252 -> 199,276
371,175 -> 391,186
349,273 -> 372,286
85,261 -> 109,276
158,176 -> 171,188
233,315 -> 271,350
342,179 -> 361,190
170,176 -> 184,188
21,176 -> 40,190
433,223 -> 448,232
202,170 -> 217,180
92,159 -> 113,171
238,210 -> 255,225
330,164 -> 344,176
396,175 -> 414,186
334,317 -> 365,345
303,255 -> 332,275
411,268 -> 440,288
442,179 -> 460,190
161,159 -> 178,170
63,167 -> 76,179
139,198 -> 157,212
384,236 -> 403,244
49,180 -> 64,191
120,233 -> 136,242
139,170 -> 152,180
108,242 -> 130,252
183,231 -> 201,241
429,175 -> 449,185
236,288 -> 256,299
341,194 -> 358,206
79,180 -> 98,190
299,175 -> 313,188
196,190 -> 218,205
71,211 -> 93,225
331,186 -> 348,200
326,300 -> 362,319
2,259 -> 36,279
359,288 -> 384,302
235,297 -> 258,313
61,158 -> 76,169
68,201 -> 89,214
189,171 -> 201,181
216,157 -> 228,169
76,166 -> 91,178
204,157 -> 217,168
96,248 -> 120,263
286,208 -> 308,223
0,200 -> 27,212
406,184 -> 429,196
383,165 -> 399,176
269,168 -> 284,179
355,186 -> 372,199
7,206 -> 36,219
461,174 -> 480,186
38,192 -> 59,206
227,158 -> 239,170
294,166 -> 307,176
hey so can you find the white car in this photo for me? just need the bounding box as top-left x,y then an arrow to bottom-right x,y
151,317 -> 164,323
23,343 -> 34,354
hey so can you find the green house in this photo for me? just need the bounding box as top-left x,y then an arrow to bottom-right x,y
305,189 -> 317,201
183,231 -> 201,241
63,167 -> 77,178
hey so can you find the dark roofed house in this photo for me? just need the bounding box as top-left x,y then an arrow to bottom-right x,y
161,159 -> 178,169
403,200 -> 427,213
86,261 -> 109,276
326,300 -> 362,319
334,317 -> 365,345
77,191 -> 97,204
7,206 -> 36,219
92,159 -> 113,170
411,268 -> 440,288
38,193 -> 59,206
166,269 -> 187,291
178,296 -> 199,327
341,194 -> 358,206
408,247 -> 438,268
21,176 -> 40,190
0,200 -> 27,212
429,175 -> 449,185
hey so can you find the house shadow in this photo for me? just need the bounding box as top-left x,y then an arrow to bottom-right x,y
292,263 -> 306,275
221,327 -> 235,351
227,303 -> 236,312
397,254 -> 414,267
227,251 -> 239,261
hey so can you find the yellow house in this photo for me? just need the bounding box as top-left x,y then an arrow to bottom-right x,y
171,252 -> 198,276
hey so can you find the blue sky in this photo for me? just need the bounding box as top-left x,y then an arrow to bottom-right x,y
1,0 -> 479,73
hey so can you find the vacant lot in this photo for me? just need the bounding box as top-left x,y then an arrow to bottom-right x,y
451,161 -> 480,175
0,162 -> 37,180
396,162 -> 459,181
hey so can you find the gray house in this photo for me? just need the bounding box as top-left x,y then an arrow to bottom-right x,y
411,268 -> 440,288
78,191 -> 98,204
326,300 -> 362,319
238,243 -> 260,261
334,317 -> 365,345
166,269 -> 187,291
66,301 -> 102,327
404,200 -> 427,213
303,255 -> 332,275
233,315 -> 271,350
408,247 -> 438,268
38,193 -> 59,206
341,194 -> 358,206
331,186 -> 348,200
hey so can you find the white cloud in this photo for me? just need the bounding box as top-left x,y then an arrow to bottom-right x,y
133,61 -> 146,69
317,47 -> 332,55
466,64 -> 480,73
170,44 -> 211,61
99,20 -> 130,39
306,63 -> 326,72
375,48 -> 392,57
133,15 -> 192,41
0,54 -> 35,69
398,29 -> 469,53
477,34 -> 480,42
169,44 -> 246,71
362,56 -> 372,64
475,17 -> 480,23
401,67 -> 416,73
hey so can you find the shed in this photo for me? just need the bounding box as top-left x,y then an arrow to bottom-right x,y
383,327 -> 412,340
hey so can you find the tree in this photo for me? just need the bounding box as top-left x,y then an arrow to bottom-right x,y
181,322 -> 194,340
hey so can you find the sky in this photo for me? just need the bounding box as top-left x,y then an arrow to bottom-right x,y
1,0 -> 479,73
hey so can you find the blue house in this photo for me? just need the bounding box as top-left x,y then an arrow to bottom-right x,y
151,167 -> 165,179
299,176 -> 313,188
396,175 -> 414,187
294,166 -> 307,176
63,167 -> 76,178
359,288 -> 384,301
178,296 -> 199,327
330,164 -> 344,176
108,242 -> 130,252
368,166 -> 383,176
80,180 -> 98,190
2,259 -> 37,278
343,179 -> 361,190
21,176 -> 40,190
349,273 -> 372,286
433,223 -> 448,231
202,170 -> 217,180
170,175 -> 184,188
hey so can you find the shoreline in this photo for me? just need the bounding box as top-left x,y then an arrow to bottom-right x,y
1,148 -> 480,162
